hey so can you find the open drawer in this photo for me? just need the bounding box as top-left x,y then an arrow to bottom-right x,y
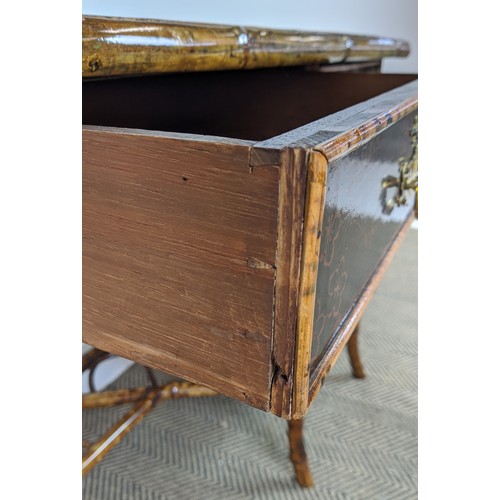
83,67 -> 417,419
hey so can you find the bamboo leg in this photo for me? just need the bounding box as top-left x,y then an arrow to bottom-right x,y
82,352 -> 220,476
82,380 -> 219,476
288,419 -> 314,488
347,323 -> 366,379
82,389 -> 160,475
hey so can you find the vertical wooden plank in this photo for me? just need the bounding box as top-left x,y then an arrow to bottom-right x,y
269,147 -> 308,418
291,151 -> 327,418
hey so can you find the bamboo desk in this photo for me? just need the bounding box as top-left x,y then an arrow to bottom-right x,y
82,16 -> 417,487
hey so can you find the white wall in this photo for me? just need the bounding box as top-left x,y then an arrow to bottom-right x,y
82,0 -> 417,73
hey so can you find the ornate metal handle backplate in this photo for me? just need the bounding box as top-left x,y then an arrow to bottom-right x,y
381,115 -> 418,217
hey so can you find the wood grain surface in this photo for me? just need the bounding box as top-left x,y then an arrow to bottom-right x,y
269,148 -> 308,418
83,128 -> 279,410
292,152 -> 327,418
83,70 -> 415,143
82,16 -> 409,78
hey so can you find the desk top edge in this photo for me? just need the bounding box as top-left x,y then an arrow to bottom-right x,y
82,15 -> 410,78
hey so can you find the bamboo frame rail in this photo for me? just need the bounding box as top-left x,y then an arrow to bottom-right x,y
82,16 -> 410,77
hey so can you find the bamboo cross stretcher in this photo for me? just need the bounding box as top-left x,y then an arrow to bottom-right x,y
82,324 -> 365,487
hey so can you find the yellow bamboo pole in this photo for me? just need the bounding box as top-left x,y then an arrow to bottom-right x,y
83,16 -> 410,77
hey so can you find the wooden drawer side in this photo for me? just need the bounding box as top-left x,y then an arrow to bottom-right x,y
82,128 -> 280,410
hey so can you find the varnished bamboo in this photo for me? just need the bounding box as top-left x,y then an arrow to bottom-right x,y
82,371 -> 311,487
82,390 -> 159,475
82,16 -> 409,77
292,151 -> 327,418
82,380 -> 218,475
83,381 -> 218,408
288,419 -> 314,488
346,324 -> 366,379
83,387 -> 152,408
315,93 -> 418,162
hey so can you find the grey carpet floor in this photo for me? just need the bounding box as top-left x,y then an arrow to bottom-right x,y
83,229 -> 417,500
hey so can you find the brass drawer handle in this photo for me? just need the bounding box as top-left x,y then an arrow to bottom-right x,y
381,115 -> 418,217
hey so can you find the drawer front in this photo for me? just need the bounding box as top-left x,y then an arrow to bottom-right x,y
311,111 -> 417,370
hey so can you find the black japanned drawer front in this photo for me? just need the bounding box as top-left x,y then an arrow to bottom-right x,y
311,111 -> 417,372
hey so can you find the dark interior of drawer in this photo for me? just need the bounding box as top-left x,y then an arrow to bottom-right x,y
83,68 -> 416,141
